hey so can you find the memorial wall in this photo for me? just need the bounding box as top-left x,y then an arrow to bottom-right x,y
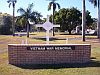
8,44 -> 91,65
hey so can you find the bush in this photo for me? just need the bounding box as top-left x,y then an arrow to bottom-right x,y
0,16 -> 13,35
0,25 -> 12,35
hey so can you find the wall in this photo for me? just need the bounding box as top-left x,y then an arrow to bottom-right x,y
8,44 -> 91,65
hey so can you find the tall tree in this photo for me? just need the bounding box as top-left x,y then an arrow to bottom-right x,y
89,0 -> 100,39
7,0 -> 17,36
17,3 -> 42,37
86,10 -> 94,28
53,8 -> 82,34
15,16 -> 27,31
82,0 -> 86,41
0,16 -> 12,35
47,0 -> 60,36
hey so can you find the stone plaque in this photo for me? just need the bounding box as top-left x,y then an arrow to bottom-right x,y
27,46 -> 75,51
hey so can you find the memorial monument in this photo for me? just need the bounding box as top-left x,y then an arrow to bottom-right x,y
36,15 -> 60,44
8,15 -> 91,66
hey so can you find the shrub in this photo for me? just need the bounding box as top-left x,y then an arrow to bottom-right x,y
0,25 -> 12,35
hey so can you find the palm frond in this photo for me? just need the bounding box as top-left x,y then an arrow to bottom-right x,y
9,3 -> 11,8
27,3 -> 34,13
56,3 -> 60,9
53,0 -> 57,2
7,0 -> 17,3
89,0 -> 97,7
17,8 -> 26,15
47,0 -> 57,2
17,3 -> 42,25
7,0 -> 11,3
37,13 -> 43,17
31,11 -> 37,17
7,0 -> 17,8
33,12 -> 42,17
16,16 -> 27,27
48,2 -> 53,11
15,0 -> 17,3
28,3 -> 33,9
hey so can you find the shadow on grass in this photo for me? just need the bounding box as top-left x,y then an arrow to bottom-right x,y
31,37 -> 65,41
59,33 -> 96,36
15,33 -> 36,36
86,40 -> 100,43
14,60 -> 100,69
91,57 -> 96,59
59,33 -> 80,35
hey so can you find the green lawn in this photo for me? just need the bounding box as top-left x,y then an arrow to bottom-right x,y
0,32 -> 100,75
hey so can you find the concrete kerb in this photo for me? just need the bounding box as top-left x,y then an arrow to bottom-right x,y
66,37 -> 82,44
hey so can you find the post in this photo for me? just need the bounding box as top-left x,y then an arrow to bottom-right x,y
46,30 -> 49,44
82,0 -> 86,41
26,38 -> 28,44
97,0 -> 100,39
66,38 -> 68,44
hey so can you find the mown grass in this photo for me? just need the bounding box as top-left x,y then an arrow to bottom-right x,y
0,32 -> 100,75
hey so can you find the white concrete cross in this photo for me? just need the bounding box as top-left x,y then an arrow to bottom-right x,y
43,15 -> 53,31
36,15 -> 60,44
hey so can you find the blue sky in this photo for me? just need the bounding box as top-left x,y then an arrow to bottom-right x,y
0,0 -> 97,18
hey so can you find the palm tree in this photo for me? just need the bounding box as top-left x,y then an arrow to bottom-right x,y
47,0 -> 60,36
82,0 -> 86,41
89,0 -> 97,6
17,3 -> 42,37
7,0 -> 17,36
16,16 -> 27,31
89,0 -> 100,39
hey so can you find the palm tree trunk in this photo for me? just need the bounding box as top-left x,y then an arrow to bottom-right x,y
52,4 -> 55,36
27,23 -> 29,38
12,4 -> 15,36
97,0 -> 100,39
82,0 -> 86,41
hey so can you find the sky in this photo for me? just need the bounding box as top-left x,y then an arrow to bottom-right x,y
0,0 -> 97,18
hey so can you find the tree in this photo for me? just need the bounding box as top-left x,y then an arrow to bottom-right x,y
89,0 -> 97,6
92,18 -> 97,30
0,16 -> 12,35
47,0 -> 60,36
15,16 -> 27,32
86,10 -> 94,29
7,0 -> 17,36
50,7 -> 93,34
89,0 -> 100,39
35,12 -> 43,24
53,7 -> 82,34
17,3 -> 42,37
